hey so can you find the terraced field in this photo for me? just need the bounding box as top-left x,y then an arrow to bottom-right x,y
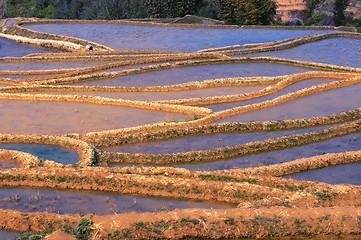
0,18 -> 361,239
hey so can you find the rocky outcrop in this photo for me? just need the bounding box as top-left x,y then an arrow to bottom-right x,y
276,0 -> 361,24
275,0 -> 307,21
285,17 -> 304,25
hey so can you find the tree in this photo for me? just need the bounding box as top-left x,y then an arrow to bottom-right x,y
242,0 -> 276,25
214,0 -> 276,25
0,0 -> 7,18
333,0 -> 349,26
144,0 -> 162,18
213,0 -> 239,24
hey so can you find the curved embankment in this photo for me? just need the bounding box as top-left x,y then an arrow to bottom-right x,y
19,57 -> 361,86
1,206 -> 360,239
1,19 -> 361,239
0,149 -> 42,168
81,74 -> 361,141
100,120 -> 361,165
87,108 -> 361,147
221,31 -> 361,55
0,134 -> 96,166
1,20 -> 112,52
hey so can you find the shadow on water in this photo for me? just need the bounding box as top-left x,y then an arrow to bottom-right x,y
0,144 -> 78,165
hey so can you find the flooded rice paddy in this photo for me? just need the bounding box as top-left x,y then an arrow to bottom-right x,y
105,125 -> 329,154
74,63 -> 311,86
0,187 -> 229,215
27,86 -> 265,101
177,133 -> 361,171
0,100 -> 187,135
216,82 -> 361,122
0,38 -> 53,57
0,144 -> 78,165
26,23 -> 336,51
245,37 -> 361,67
286,163 -> 361,185
1,20 -> 361,238
0,61 -> 111,71
0,230 -> 20,240
208,79 -> 334,111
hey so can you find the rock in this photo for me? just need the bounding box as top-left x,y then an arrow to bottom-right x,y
171,15 -> 224,25
315,14 -> 335,26
85,44 -> 94,51
44,230 -> 76,240
285,18 -> 304,26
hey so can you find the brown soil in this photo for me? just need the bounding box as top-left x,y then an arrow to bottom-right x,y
0,18 -> 361,239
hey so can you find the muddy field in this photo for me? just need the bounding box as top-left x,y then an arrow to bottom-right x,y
0,18 -> 360,239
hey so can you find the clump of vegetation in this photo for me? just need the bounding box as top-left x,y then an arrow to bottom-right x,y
16,228 -> 54,240
214,0 -> 276,25
61,218 -> 93,240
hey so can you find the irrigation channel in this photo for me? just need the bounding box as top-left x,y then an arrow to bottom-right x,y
0,18 -> 360,239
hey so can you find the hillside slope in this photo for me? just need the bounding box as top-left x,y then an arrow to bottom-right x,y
275,0 -> 361,24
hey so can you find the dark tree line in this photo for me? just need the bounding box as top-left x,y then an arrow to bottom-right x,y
3,0 -> 276,25
333,0 -> 349,26
214,0 -> 276,25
